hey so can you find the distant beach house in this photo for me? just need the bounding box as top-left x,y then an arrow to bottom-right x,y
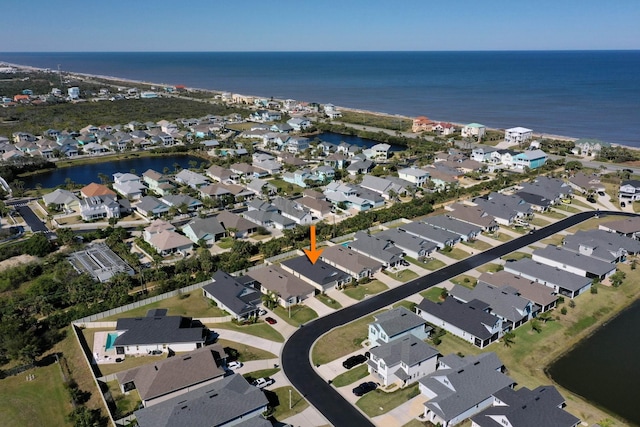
324,103 -> 342,118
461,123 -> 486,140
572,138 -> 610,157
412,116 -> 435,133
504,127 -> 533,146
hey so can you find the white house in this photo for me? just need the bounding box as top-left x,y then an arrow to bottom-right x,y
368,335 -> 439,387
504,127 -> 533,145
368,307 -> 431,347
398,167 -> 430,187
461,123 -> 486,140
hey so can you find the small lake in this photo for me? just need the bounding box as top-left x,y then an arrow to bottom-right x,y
316,132 -> 405,152
20,154 -> 207,189
547,298 -> 640,426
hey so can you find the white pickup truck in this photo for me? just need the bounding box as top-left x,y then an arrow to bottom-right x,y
251,377 -> 275,389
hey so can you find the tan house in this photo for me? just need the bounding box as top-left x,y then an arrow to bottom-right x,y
148,230 -> 193,256
244,265 -> 315,307
412,116 -> 435,133
80,182 -> 116,199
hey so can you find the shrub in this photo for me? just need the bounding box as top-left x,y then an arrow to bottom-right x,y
561,307 -> 568,315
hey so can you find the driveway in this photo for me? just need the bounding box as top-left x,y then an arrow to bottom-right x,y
15,204 -> 50,233
212,329 -> 283,356
372,395 -> 427,427
303,295 -> 336,318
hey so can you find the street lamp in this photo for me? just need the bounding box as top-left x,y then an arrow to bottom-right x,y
289,388 -> 292,410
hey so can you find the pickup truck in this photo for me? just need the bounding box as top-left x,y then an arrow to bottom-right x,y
251,377 -> 275,389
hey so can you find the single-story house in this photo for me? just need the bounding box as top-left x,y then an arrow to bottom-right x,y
112,309 -> 206,356
216,211 -> 258,238
416,297 -> 504,348
148,230 -> 194,256
599,217 -> 640,240
347,231 -> 405,268
445,203 -> 499,232
182,217 -> 226,245
42,188 -> 80,212
136,196 -> 170,217
116,345 -> 227,407
280,256 -> 352,292
420,215 -> 482,242
503,258 -> 592,298
133,374 -> 270,427
202,270 -> 262,320
398,221 -> 460,249
244,265 -> 316,307
319,245 -> 384,280
477,271 -> 558,313
531,246 -> 616,280
375,228 -> 438,259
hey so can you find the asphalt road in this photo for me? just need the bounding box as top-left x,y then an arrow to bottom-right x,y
281,210 -> 639,427
15,204 -> 50,233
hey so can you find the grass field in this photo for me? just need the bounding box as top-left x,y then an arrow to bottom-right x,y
384,268 -> 418,282
315,293 -> 342,309
0,363 -> 73,427
270,386 -> 309,421
343,280 -> 388,300
462,239 -> 492,251
215,339 -> 277,362
540,209 -> 567,219
101,293 -> 228,321
332,364 -> 369,387
242,367 -> 280,382
421,258 -> 447,271
216,237 -> 234,249
487,232 -> 513,242
273,305 -> 318,327
393,300 -> 418,311
501,251 -> 531,261
530,216 -> 551,227
214,321 -> 285,343
312,311 -> 383,365
440,247 -> 469,260
475,263 -> 504,273
356,383 -> 420,417
420,287 -> 446,302
450,274 -> 477,288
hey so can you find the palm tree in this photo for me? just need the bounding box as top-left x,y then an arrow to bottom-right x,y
502,331 -> 516,347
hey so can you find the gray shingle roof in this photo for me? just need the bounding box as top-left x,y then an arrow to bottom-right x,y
449,282 -> 531,323
375,228 -> 438,256
503,258 -> 591,292
420,215 -> 482,238
319,245 -> 383,276
116,345 -> 227,402
202,270 -> 262,318
348,231 -> 404,265
600,217 -> 640,235
281,256 -> 351,287
519,176 -> 572,201
471,385 -> 580,427
134,374 -> 269,427
183,217 -> 226,241
532,246 -> 616,277
370,335 -> 438,367
417,297 -> 500,340
114,312 -> 205,347
420,352 -> 515,423
568,229 -> 640,255
371,307 -> 427,338
245,265 -> 315,300
477,271 -> 557,308
399,221 -> 460,246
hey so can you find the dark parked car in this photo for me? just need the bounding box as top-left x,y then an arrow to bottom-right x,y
265,317 -> 277,325
352,382 -> 377,396
342,354 -> 367,369
586,196 -> 597,203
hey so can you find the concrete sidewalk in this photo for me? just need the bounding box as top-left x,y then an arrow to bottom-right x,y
372,395 -> 427,427
212,329 -> 283,356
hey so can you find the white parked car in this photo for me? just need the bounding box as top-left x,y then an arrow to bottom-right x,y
252,377 -> 275,389
259,309 -> 267,316
227,361 -> 243,370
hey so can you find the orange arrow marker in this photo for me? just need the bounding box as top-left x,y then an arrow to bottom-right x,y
303,225 -> 323,264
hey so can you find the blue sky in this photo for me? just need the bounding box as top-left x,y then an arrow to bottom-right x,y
4,0 -> 639,51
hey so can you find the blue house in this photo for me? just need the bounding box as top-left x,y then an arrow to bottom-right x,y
514,149 -> 548,170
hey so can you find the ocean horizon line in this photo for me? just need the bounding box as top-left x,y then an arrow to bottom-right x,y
1,49 -> 639,54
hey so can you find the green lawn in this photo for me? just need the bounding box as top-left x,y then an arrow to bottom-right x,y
269,386 -> 309,421
242,368 -> 280,382
439,247 -> 469,260
501,251 -> 531,261
475,263 -> 504,273
541,234 -> 565,246
570,198 -> 593,209
462,239 -> 492,251
450,274 -> 477,288
0,363 -> 72,427
214,321 -> 285,343
108,380 -> 141,418
383,268 -> 419,282
273,305 -> 318,327
215,338 -> 277,362
312,311 -> 383,365
101,293 -> 228,321
315,293 -> 342,310
556,204 -> 581,214
216,237 -> 234,249
267,178 -> 304,196
530,216 -> 551,227
540,209 -> 567,219
420,287 -> 446,302
486,232 -> 513,242
421,258 -> 447,270
343,280 -> 389,300
356,383 -> 420,417
393,300 -> 417,311
332,364 -> 369,387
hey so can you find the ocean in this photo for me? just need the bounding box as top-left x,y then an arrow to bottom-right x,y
1,51 -> 639,146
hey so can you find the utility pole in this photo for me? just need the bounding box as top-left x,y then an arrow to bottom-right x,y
57,64 -> 63,88
289,388 -> 292,410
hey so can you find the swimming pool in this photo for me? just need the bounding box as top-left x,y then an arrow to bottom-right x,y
105,332 -> 119,351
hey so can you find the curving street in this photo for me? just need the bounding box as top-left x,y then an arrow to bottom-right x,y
281,210 -> 638,427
